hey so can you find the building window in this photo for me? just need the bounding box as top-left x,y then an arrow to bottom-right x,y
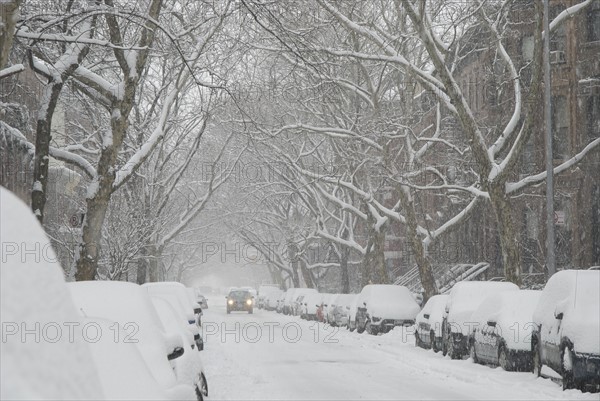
589,0 -> 600,42
552,95 -> 569,159
521,35 -> 535,62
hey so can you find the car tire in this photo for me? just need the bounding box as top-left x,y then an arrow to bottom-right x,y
356,319 -> 365,334
499,346 -> 511,371
366,320 -> 376,335
469,342 -> 478,364
431,331 -> 439,353
195,373 -> 208,400
562,346 -> 576,391
532,341 -> 542,377
447,337 -> 459,359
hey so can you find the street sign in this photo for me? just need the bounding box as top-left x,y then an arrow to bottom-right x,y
554,211 -> 565,226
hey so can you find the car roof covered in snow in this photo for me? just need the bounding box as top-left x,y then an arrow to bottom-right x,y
446,281 -> 519,333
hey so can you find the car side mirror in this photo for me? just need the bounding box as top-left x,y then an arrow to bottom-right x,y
554,311 -> 563,320
487,320 -> 497,327
225,296 -> 228,299
194,334 -> 204,351
423,314 -> 430,319
167,346 -> 185,361
315,304 -> 320,308
324,304 -> 328,307
194,307 -> 202,315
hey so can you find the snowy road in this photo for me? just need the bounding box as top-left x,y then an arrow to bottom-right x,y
200,297 -> 596,400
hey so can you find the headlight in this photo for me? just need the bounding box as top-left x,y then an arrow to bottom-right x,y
227,299 -> 234,305
246,299 -> 253,305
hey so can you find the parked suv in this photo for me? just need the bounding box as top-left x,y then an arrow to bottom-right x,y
531,270 -> 600,392
226,289 -> 254,314
356,285 -> 420,335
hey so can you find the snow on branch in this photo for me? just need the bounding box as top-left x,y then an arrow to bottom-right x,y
49,147 -> 97,179
0,64 -> 24,79
548,0 -> 593,36
506,137 -> 600,194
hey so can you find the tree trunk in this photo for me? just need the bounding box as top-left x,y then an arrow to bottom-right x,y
362,215 -> 388,286
340,245 -> 350,293
489,185 -> 522,286
397,185 -> 438,301
75,105 -> 130,281
147,244 -> 161,282
136,254 -> 147,284
288,241 -> 300,287
75,176 -> 113,281
299,258 -> 314,288
31,83 -> 63,223
0,0 -> 20,69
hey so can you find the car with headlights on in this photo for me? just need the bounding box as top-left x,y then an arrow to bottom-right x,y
226,289 -> 254,314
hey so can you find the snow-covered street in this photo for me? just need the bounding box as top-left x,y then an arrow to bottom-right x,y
200,297 -> 597,400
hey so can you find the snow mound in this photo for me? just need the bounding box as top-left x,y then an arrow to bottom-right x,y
0,188 -> 104,400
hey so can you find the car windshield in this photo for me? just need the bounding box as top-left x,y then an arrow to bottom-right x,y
228,290 -> 251,299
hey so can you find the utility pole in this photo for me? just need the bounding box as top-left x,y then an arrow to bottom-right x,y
543,0 -> 556,277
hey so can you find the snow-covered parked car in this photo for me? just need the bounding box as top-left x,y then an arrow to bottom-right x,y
356,285 -> 421,335
0,188 -> 104,400
257,285 -> 280,309
83,316 -> 173,400
291,288 -> 318,316
330,294 -> 357,327
301,292 -> 323,320
415,294 -> 449,352
468,290 -> 541,371
321,293 -> 339,324
442,281 -> 519,359
281,288 -> 299,315
69,281 -> 198,400
197,294 -> 208,309
276,290 -> 287,313
264,289 -> 284,311
531,270 -> 600,392
190,288 -> 208,309
151,297 -> 208,399
144,282 -> 202,327
347,294 -> 362,332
